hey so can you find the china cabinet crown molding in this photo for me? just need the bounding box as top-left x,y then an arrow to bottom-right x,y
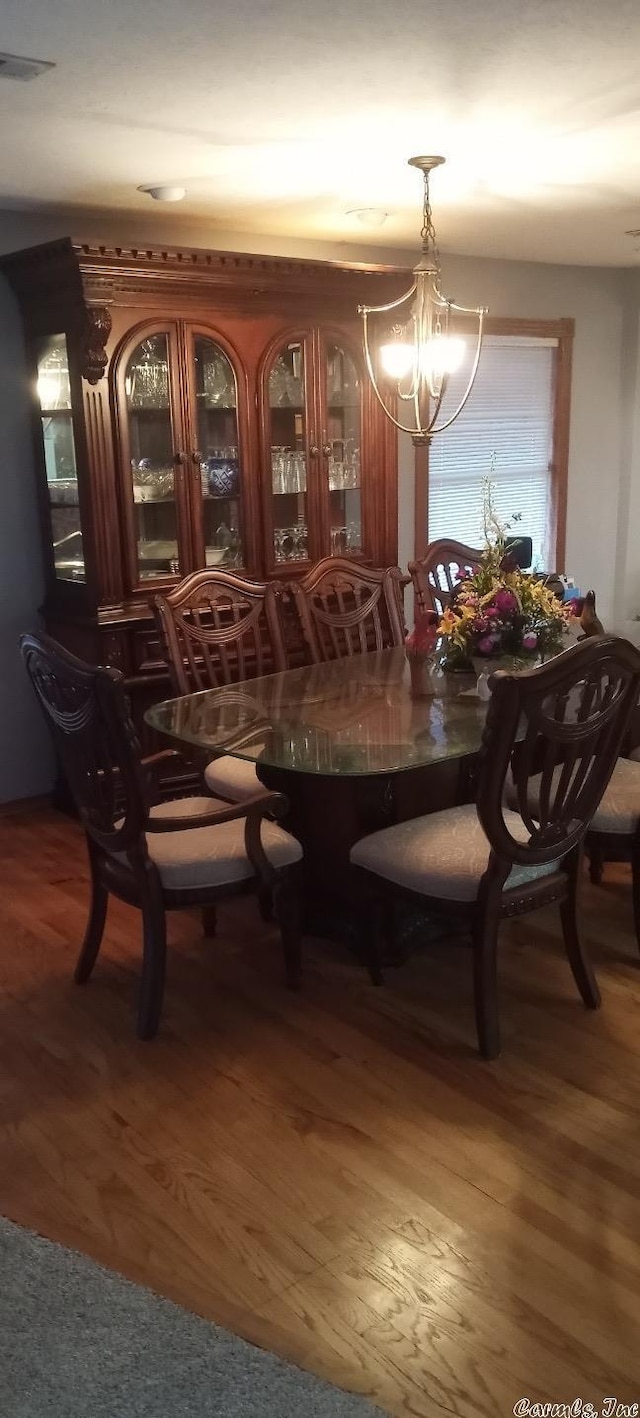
2,237 -> 407,320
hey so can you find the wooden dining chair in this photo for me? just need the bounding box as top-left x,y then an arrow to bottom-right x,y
350,636 -> 640,1058
290,556 -> 405,664
20,633 -> 302,1040
155,569 -> 287,804
408,539 -> 483,618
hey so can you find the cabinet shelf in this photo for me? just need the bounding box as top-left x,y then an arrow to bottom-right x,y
134,494 -> 176,503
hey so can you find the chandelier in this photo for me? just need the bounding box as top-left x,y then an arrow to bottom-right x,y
358,156 -> 487,445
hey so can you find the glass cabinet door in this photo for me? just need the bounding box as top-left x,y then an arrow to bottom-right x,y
191,336 -> 244,569
36,334 -> 84,582
124,333 -> 182,582
267,340 -> 309,566
324,341 -> 362,556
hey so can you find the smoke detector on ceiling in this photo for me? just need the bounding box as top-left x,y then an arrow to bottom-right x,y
0,52 -> 55,81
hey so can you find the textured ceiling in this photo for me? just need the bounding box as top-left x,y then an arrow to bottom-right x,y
1,0 -> 640,265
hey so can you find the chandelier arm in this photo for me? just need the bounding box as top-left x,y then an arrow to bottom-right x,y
446,299 -> 489,318
427,312 -> 485,435
358,282 -> 418,319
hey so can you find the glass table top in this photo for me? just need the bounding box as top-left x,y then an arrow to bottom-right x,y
146,648 -> 488,778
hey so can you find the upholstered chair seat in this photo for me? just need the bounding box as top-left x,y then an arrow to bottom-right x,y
204,756 -> 263,803
115,795 -> 302,892
350,804 -> 559,903
589,757 -> 640,833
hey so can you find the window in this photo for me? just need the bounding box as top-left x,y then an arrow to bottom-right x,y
424,327 -> 571,572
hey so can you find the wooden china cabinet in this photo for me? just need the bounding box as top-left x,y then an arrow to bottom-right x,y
2,238 -> 403,725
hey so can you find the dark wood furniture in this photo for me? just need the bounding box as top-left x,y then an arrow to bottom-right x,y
408,538 -> 483,618
291,557 -> 405,663
154,568 -> 287,694
146,647 -> 485,943
350,637 -> 640,1058
586,753 -> 640,949
3,238 -> 403,733
20,632 -> 302,1039
154,568 -> 287,803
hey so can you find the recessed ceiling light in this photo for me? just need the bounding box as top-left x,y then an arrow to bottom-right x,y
138,184 -> 187,203
346,209 -> 389,228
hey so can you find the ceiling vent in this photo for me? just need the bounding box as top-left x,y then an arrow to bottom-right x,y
0,52 -> 55,81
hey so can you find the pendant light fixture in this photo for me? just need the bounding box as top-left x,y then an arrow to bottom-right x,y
359,156 -> 487,445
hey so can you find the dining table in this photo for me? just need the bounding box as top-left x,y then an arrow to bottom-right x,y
146,648 -> 488,950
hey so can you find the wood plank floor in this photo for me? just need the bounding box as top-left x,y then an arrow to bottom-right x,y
2,804 -> 640,1415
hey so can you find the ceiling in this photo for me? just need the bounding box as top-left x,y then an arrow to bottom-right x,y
2,0 -> 640,266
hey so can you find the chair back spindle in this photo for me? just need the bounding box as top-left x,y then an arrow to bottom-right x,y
409,539 -> 483,619
292,557 -> 405,664
155,570 -> 287,694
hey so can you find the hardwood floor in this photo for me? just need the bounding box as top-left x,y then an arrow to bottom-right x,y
2,804 -> 640,1415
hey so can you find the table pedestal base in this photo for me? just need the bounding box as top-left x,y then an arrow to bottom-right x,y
258,754 -> 477,957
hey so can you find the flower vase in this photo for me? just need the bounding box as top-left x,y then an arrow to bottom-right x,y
407,650 -> 436,699
471,654 -> 540,700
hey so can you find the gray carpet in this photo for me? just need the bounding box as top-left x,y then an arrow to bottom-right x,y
0,1216 -> 387,1417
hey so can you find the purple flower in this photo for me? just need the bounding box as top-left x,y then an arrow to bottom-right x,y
477,633 -> 499,655
522,632 -> 538,651
491,588 -> 518,616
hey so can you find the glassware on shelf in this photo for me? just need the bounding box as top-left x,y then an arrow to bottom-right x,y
126,337 -> 169,409
201,349 -> 236,408
269,346 -> 303,407
274,523 -> 308,562
347,519 -> 362,551
125,333 -> 179,582
330,518 -> 362,556
328,440 -> 360,491
326,342 -> 361,409
271,448 -> 306,494
131,460 -> 175,501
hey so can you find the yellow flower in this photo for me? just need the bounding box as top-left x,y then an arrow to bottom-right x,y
439,608 -> 458,635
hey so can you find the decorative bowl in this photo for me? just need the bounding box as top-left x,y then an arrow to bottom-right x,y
205,458 -> 239,498
205,547 -> 228,567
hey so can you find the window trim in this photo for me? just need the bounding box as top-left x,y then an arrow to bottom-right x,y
413,317 -> 574,572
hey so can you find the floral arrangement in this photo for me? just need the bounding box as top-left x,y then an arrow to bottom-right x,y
438,484 -> 573,667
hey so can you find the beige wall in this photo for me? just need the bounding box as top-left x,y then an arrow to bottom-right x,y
0,205 -> 631,799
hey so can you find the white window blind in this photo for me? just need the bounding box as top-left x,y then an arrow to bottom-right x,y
427,336 -> 557,570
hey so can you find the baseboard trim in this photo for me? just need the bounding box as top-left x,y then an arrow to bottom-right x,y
0,792 -> 53,817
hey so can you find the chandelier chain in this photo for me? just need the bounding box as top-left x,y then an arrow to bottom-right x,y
420,170 -> 441,275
